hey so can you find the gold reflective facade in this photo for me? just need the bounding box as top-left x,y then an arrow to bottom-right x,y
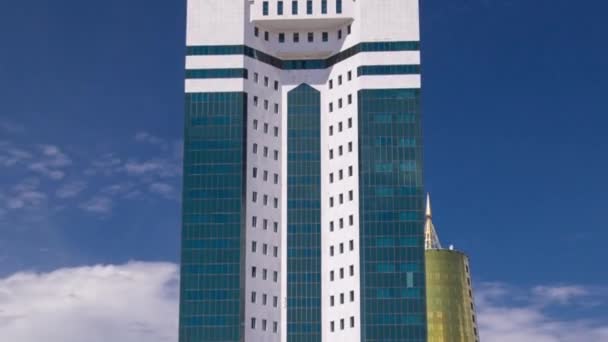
425,249 -> 479,342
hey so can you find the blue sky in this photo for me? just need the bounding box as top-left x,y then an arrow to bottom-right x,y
0,0 -> 607,341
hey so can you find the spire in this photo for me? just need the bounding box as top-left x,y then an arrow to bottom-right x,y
424,193 -> 442,250
426,192 -> 432,218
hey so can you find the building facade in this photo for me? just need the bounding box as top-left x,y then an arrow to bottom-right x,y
179,1 -> 426,341
424,195 -> 480,342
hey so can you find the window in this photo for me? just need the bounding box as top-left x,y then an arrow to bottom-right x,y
262,293 -> 267,305
347,24 -> 351,34
349,190 -> 353,201
348,117 -> 352,127
263,123 -> 269,134
293,32 -> 299,43
340,268 -> 344,279
338,29 -> 342,39
263,1 -> 269,15
349,214 -> 354,225
350,317 -> 355,328
254,72 -> 259,83
251,317 -> 257,329
262,243 -> 268,255
349,265 -> 354,276
251,266 -> 257,278
348,142 -> 353,152
263,219 -> 268,230
253,119 -> 258,130
330,196 -> 334,207
349,240 -> 354,250
329,79 -> 333,89
252,167 -> 258,178
308,32 -> 314,42
330,270 -> 335,281
329,221 -> 334,231
338,145 -> 343,156
263,146 -> 268,157
252,241 -> 257,252
338,122 -> 343,132
339,193 -> 343,204
322,32 -> 328,42
273,197 -> 278,208
339,169 -> 343,179
330,246 -> 334,256
329,125 -> 334,136
277,1 -> 284,14
348,165 -> 353,176
307,0 -> 313,14
348,70 -> 352,80
263,194 -> 268,205
322,0 -> 327,14
329,149 -> 334,159
329,173 -> 334,183
274,103 -> 279,113
254,27 -> 259,37
273,221 -> 278,232
279,33 -> 285,43
348,94 -> 352,104
273,246 -> 278,257
339,218 -> 343,228
262,268 -> 268,280
264,76 -> 269,87
339,243 -> 344,254
340,319 -> 345,330
274,173 -> 279,183
329,102 -> 333,112
264,31 -> 269,41
262,319 -> 267,331
253,96 -> 258,106
274,80 -> 279,90
252,216 -> 257,227
252,191 -> 258,202
338,75 -> 343,85
292,0 -> 298,14
330,321 -> 335,332
338,98 -> 343,108
330,295 -> 335,306
274,150 -> 279,160
273,296 -> 278,307
340,293 -> 344,304
251,291 -> 257,303
350,290 -> 355,302
336,0 -> 342,13
273,321 -> 278,333
273,271 -> 278,282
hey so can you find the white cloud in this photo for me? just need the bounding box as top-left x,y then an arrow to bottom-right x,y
3,178 -> 47,210
27,145 -> 72,180
148,183 -> 175,199
55,181 -> 87,199
0,262 -> 178,342
124,159 -> 180,178
135,132 -> 166,147
477,282 -> 608,342
80,197 -> 112,214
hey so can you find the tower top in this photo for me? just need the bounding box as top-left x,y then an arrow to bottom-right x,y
424,193 -> 442,250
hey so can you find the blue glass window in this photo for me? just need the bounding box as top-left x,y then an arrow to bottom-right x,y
358,64 -> 421,76
321,0 -> 327,14
278,1 -> 284,14
287,84 -> 321,342
263,1 -> 269,15
307,0 -> 313,14
292,0 -> 298,14
336,0 -> 342,13
185,68 -> 248,79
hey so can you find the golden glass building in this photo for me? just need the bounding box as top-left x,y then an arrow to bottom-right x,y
424,195 -> 480,342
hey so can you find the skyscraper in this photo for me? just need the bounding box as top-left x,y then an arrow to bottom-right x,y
424,195 -> 480,342
179,1 -> 426,341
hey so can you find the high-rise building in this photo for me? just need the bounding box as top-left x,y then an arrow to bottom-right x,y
424,195 -> 480,342
179,1 -> 426,341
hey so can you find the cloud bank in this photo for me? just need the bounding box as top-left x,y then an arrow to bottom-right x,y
1,262 -> 606,342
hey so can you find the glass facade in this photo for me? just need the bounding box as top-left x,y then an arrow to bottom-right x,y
185,42 -> 420,70
357,65 -> 421,77
185,68 -> 248,79
358,89 -> 427,341
287,84 -> 322,342
426,250 -> 479,342
179,92 -> 247,342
